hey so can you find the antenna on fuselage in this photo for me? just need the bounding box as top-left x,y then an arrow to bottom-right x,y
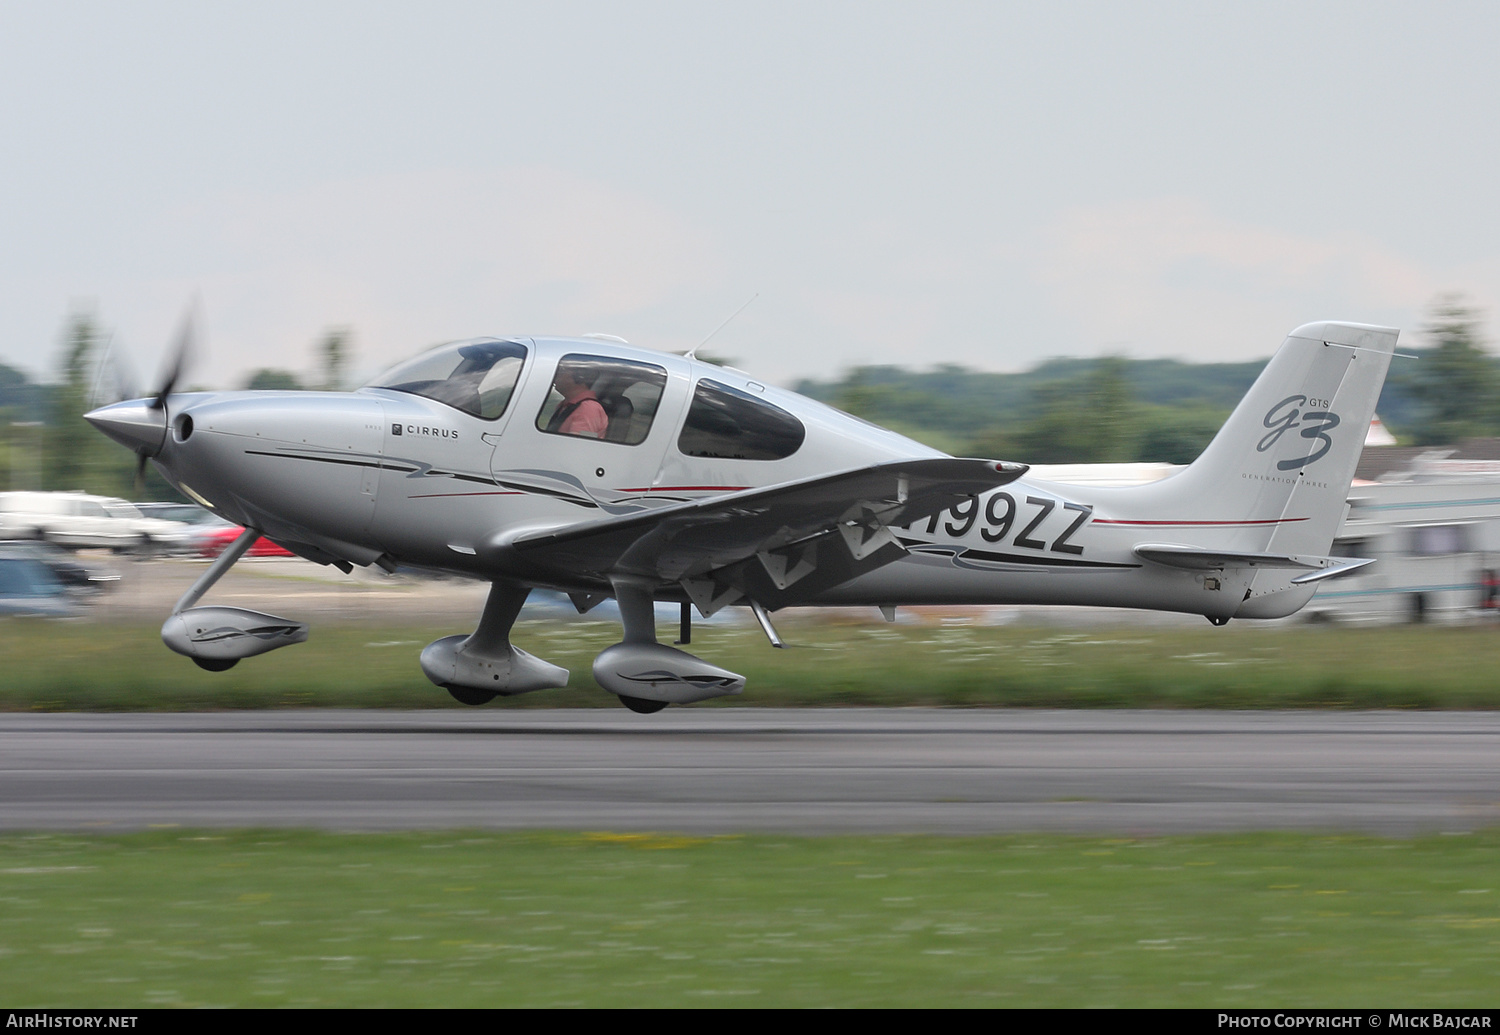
683,293 -> 758,362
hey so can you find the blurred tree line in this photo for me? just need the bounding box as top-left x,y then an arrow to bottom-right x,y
797,356 -> 1260,464
796,295 -> 1500,462
0,311 -> 355,499
241,327 -> 352,392
1378,295 -> 1500,445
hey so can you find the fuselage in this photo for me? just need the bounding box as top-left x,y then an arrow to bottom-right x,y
110,335 -> 1336,621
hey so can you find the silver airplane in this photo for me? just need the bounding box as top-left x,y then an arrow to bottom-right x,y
86,320 -> 1396,713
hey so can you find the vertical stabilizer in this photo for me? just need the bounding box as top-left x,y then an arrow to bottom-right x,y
1124,322 -> 1397,617
1142,321 -> 1396,550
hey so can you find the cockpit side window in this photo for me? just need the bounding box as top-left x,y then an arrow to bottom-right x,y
677,379 -> 805,460
366,340 -> 528,420
536,354 -> 668,446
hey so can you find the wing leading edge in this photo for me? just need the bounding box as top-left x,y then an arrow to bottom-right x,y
496,458 -> 1026,610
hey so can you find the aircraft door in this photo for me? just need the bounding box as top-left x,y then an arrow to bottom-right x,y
496,352 -> 684,514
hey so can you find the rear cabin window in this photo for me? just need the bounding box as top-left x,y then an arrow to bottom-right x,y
677,379 -> 805,461
536,354 -> 668,445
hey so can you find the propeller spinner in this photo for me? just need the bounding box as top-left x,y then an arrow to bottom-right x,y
83,305 -> 198,490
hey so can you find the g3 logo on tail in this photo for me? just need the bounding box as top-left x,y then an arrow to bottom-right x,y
1257,395 -> 1340,470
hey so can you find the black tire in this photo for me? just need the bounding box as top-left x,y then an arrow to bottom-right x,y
192,657 -> 238,672
446,686 -> 497,706
618,695 -> 668,714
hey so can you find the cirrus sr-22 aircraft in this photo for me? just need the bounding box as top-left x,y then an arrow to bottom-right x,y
86,319 -> 1396,713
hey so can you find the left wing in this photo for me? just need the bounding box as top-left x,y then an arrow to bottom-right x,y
497,458 -> 1025,610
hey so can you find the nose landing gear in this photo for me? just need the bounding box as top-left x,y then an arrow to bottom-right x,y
161,527 -> 309,669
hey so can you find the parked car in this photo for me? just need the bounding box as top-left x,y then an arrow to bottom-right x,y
0,545 -> 81,616
0,492 -> 194,553
195,522 -> 296,558
135,502 -> 218,526
134,502 -> 225,555
0,540 -> 119,593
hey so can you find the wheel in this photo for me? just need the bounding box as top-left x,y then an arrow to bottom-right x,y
446,686 -> 497,706
618,695 -> 668,714
192,657 -> 238,672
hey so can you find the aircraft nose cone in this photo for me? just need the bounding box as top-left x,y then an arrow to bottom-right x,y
84,399 -> 167,456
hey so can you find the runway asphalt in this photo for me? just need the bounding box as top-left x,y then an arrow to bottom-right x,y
2,708 -> 1497,835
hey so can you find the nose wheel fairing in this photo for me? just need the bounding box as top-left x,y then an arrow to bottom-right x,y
163,606 -> 308,663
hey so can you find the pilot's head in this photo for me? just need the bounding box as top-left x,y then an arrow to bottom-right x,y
553,365 -> 595,398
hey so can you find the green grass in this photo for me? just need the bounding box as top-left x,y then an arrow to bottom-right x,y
0,830 -> 1495,1007
5,617 -> 1500,710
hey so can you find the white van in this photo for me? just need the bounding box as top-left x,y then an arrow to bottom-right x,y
0,492 -> 191,552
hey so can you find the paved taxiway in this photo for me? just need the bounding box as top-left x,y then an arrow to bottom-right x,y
2,709 -> 1497,835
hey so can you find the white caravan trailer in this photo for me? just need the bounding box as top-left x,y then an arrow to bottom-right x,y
1304,456 -> 1500,624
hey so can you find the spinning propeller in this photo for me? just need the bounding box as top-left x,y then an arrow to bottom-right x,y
135,306 -> 198,490
83,302 -> 200,492
150,305 -> 197,414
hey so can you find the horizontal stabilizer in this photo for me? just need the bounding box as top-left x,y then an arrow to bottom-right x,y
1289,558 -> 1376,584
1133,543 -> 1373,583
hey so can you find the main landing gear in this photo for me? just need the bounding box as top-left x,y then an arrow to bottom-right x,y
419,579 -> 569,703
422,576 -> 746,712
589,575 -> 745,711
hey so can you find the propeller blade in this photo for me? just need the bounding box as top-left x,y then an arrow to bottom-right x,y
150,303 -> 198,412
133,453 -> 149,495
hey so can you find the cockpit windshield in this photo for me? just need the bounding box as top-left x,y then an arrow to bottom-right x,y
366,339 -> 528,420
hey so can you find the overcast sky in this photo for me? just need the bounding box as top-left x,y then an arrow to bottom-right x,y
3,1 -> 1499,389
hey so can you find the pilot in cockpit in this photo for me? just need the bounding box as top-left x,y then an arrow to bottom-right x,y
545,364 -> 609,439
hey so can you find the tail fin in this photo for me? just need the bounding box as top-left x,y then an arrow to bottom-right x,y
1138,321 -> 1397,553
1116,321 -> 1397,618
